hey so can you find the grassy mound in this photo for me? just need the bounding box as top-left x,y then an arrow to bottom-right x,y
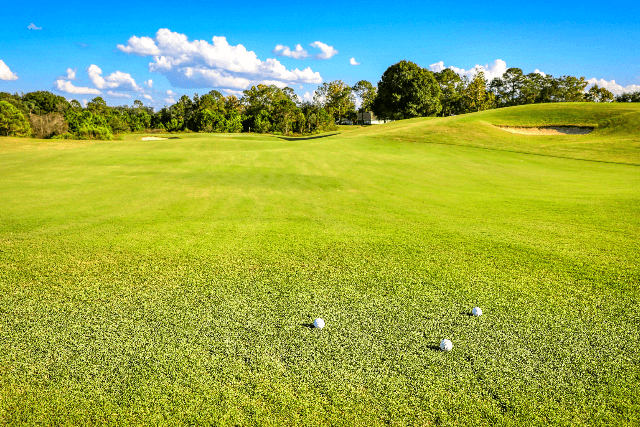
1,104 -> 639,425
343,102 -> 640,164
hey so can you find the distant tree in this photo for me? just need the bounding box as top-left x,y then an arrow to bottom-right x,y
616,91 -> 640,102
462,71 -> 495,112
314,80 -> 356,124
584,85 -> 614,103
0,101 -> 31,137
372,60 -> 442,120
22,91 -> 69,114
435,69 -> 464,116
490,68 -> 527,107
352,80 -> 377,124
553,76 -> 588,102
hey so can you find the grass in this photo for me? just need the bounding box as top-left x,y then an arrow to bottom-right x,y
1,103 -> 639,425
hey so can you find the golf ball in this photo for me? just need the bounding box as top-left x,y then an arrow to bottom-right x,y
472,307 -> 483,317
313,318 -> 325,329
440,339 -> 453,352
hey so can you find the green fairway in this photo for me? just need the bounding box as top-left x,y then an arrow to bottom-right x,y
1,103 -> 639,425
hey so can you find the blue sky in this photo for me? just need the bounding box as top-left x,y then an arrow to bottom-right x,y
1,0 -> 639,107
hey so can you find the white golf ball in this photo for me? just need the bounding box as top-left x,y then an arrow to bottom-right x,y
440,339 -> 453,352
313,318 -> 325,329
472,307 -> 483,317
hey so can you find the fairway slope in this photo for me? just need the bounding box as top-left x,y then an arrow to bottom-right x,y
350,103 -> 640,164
1,104 -> 639,425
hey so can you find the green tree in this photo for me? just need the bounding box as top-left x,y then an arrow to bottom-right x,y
490,68 -> 527,107
616,91 -> 640,102
314,80 -> 356,124
22,91 -> 70,114
462,71 -> 495,113
584,85 -> 614,103
435,69 -> 464,116
372,60 -> 442,120
352,80 -> 377,124
0,100 -> 32,137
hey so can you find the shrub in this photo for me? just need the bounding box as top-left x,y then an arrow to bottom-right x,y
0,101 -> 31,137
29,113 -> 68,139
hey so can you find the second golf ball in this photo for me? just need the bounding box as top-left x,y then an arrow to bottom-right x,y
440,339 -> 453,352
313,318 -> 325,329
472,307 -> 483,317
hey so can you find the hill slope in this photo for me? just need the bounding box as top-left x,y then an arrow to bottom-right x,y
342,102 -> 640,164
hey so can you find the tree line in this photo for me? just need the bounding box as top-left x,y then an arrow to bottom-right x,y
1,62 -> 639,139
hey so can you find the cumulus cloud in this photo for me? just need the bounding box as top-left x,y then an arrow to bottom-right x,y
27,23 -> 42,30
534,69 -> 546,77
145,79 -> 153,87
142,94 -> 152,100
164,97 -> 175,104
54,79 -> 101,95
350,57 -> 360,66
0,60 -> 18,80
586,78 -> 640,95
429,59 -> 507,81
117,29 -> 323,90
310,41 -> 338,60
107,91 -> 132,98
273,44 -> 309,59
82,99 -> 88,108
302,91 -> 314,102
57,68 -> 77,80
87,64 -> 141,91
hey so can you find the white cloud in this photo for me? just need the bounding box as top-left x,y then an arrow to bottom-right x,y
166,90 -> 175,96
117,35 -> 160,56
534,69 -> 546,77
586,78 -> 640,95
310,41 -> 338,60
87,64 -> 141,91
350,57 -> 360,66
27,23 -> 42,30
57,68 -> 77,80
107,91 -> 132,98
54,79 -> 101,95
117,29 -> 323,90
142,94 -> 152,100
145,79 -> 153,87
164,97 -> 175,104
429,59 -> 507,81
0,60 -> 18,80
82,99 -> 88,108
273,44 -> 309,59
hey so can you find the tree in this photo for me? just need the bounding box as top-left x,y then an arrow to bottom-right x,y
584,85 -> 614,103
463,71 -> 495,112
314,80 -> 356,124
22,91 -> 69,114
372,60 -> 442,120
553,76 -> 588,102
0,101 -> 31,137
352,80 -> 377,124
490,68 -> 526,107
435,69 -> 464,116
616,91 -> 640,102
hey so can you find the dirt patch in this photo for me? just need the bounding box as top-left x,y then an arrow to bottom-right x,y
141,136 -> 180,141
496,126 -> 594,135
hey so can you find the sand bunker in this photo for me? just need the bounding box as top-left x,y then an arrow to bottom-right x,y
497,126 -> 594,135
141,136 -> 168,141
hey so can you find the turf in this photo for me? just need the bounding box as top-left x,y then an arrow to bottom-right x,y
1,103 -> 639,425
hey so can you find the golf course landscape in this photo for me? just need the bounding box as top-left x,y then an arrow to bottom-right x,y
1,102 -> 639,425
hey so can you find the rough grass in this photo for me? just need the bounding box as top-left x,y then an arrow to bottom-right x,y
1,103 -> 639,425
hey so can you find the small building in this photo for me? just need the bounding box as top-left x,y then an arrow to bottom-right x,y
357,111 -> 385,125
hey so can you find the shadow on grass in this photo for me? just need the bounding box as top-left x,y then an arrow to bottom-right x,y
278,133 -> 339,141
301,323 -> 316,329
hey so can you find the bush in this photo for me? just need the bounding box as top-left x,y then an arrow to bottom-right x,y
29,113 -> 68,139
0,101 -> 31,137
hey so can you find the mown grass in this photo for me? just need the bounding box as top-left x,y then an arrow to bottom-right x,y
1,103 -> 639,425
